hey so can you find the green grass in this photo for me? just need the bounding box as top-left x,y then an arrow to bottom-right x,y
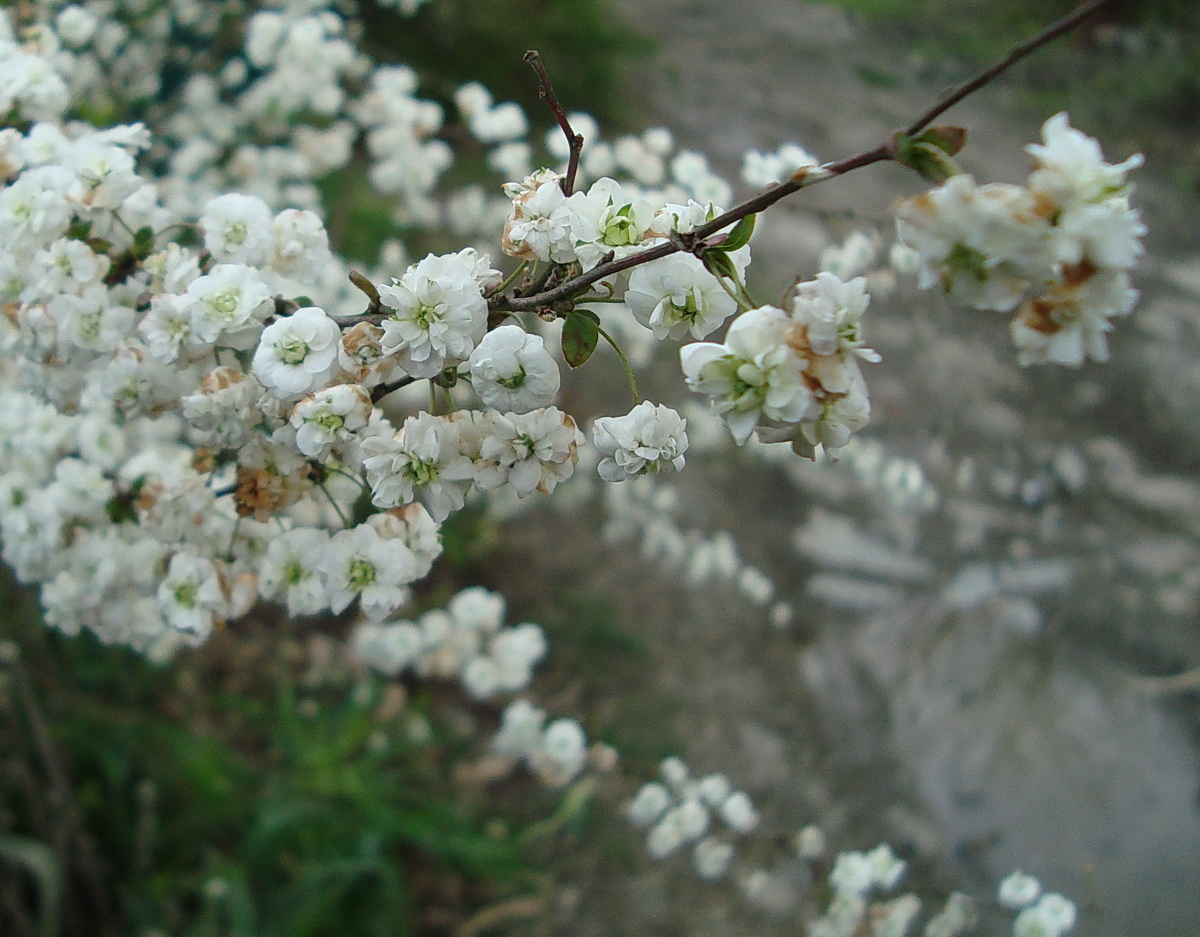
0,578 -> 534,937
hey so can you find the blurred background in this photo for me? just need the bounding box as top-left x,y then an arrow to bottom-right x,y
3,1 -> 1199,935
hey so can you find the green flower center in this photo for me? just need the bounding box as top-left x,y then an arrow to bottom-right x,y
602,203 -> 638,247
211,291 -> 240,317
173,582 -> 198,609
278,336 -> 310,365
404,458 -> 439,487
313,410 -> 345,433
496,367 -> 527,389
348,558 -> 376,591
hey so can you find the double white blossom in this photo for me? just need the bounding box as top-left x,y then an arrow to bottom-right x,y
466,324 -> 560,414
681,305 -> 817,445
253,306 -> 341,398
592,401 -> 688,482
378,249 -> 491,378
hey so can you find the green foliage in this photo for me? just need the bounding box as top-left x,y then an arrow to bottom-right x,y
0,585 -> 530,937
561,309 -> 601,368
356,0 -> 648,128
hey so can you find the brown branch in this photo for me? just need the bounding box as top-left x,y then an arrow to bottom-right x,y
524,50 -> 584,196
370,375 -> 418,403
905,0 -> 1114,136
493,1 -> 1108,315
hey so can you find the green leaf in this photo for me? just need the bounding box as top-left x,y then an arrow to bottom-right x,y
131,226 -> 156,260
701,250 -> 738,281
715,213 -> 756,253
913,125 -> 968,156
890,130 -> 962,183
561,311 -> 599,368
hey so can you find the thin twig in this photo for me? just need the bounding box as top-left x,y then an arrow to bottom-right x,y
524,50 -> 585,195
905,0 -> 1114,137
494,0 -> 1108,315
370,374 -> 418,404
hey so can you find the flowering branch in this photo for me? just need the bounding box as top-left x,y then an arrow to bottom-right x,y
491,0 -> 1114,316
524,50 -> 585,196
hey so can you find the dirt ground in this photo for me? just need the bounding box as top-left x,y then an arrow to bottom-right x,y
484,2 -> 1200,935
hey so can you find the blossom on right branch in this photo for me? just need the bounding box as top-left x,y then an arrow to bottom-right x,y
896,113 -> 1145,367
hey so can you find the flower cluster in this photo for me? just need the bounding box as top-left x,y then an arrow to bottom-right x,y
680,272 -> 878,458
351,586 -> 547,700
491,698 -> 593,787
897,113 -> 1145,366
626,756 -> 760,879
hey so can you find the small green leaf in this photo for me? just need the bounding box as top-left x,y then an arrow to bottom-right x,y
433,366 -> 459,388
701,250 -> 738,281
131,226 -> 156,259
561,312 -> 599,368
716,214 -> 756,253
914,125 -> 968,156
890,130 -> 962,183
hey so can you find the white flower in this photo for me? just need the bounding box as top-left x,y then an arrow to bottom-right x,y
51,286 -> 135,356
788,272 -> 879,363
253,306 -> 342,398
1013,893 -> 1077,937
467,325 -> 560,413
718,790 -> 758,834
829,851 -> 875,897
378,250 -> 489,378
625,252 -> 740,341
181,365 -> 261,448
865,843 -> 906,890
895,175 -> 1054,312
183,263 -> 272,347
1027,113 -> 1142,208
320,524 -> 417,620
157,552 -> 225,641
492,698 -> 546,760
289,383 -> 371,459
362,412 -> 476,521
259,527 -> 331,617
680,306 -> 816,445
488,622 -> 546,691
202,193 -> 274,265
562,177 -> 659,271
741,142 -> 819,187
449,586 -> 505,633
998,871 -> 1042,910
628,782 -> 672,827
592,401 -> 688,482
475,407 -> 583,496
1009,270 -> 1137,367
351,619 -> 424,676
692,837 -> 735,880
530,718 -> 588,787
56,6 -> 99,48
502,171 -> 573,262
269,209 -> 332,282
